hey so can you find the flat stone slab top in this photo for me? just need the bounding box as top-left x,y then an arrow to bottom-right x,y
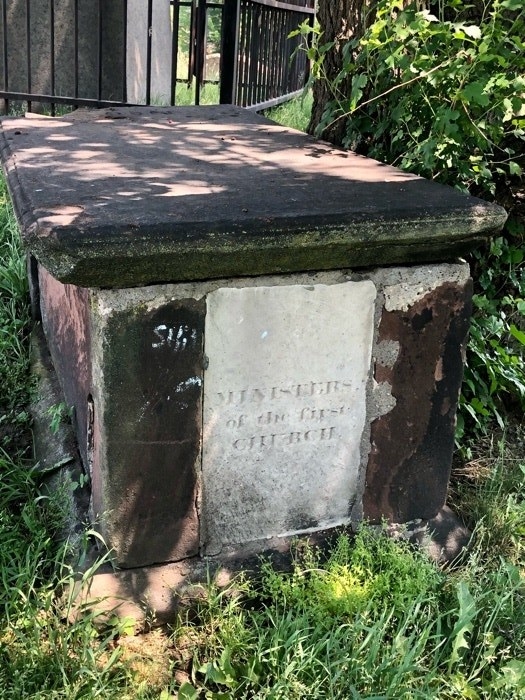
0,105 -> 506,287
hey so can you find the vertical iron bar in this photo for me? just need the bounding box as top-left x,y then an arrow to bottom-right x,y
194,1 -> 201,105
295,12 -> 303,90
291,12 -> 299,91
292,14 -> 300,91
237,0 -> 246,105
250,3 -> 257,104
247,3 -> 258,106
260,5 -> 268,103
74,0 -> 79,98
256,4 -> 261,105
278,8 -> 285,96
146,0 -> 153,104
283,9 -> 289,92
194,0 -> 206,105
202,3 -> 209,83
273,8 -> 280,98
268,7 -> 276,101
250,5 -> 260,106
2,0 -> 8,113
50,0 -> 56,114
241,1 -> 253,106
237,0 -> 247,104
219,0 -> 239,104
264,6 -> 270,101
97,0 -> 103,101
256,4 -> 263,104
275,7 -> 282,98
283,13 -> 293,92
273,6 -> 281,99
187,0 -> 194,83
171,0 -> 180,105
261,5 -> 270,103
122,0 -> 127,102
237,0 -> 250,107
26,0 -> 32,111
296,11 -> 304,90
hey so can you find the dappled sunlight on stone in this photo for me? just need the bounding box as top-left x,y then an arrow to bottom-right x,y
152,181 -> 227,197
0,105 -> 506,290
35,205 -> 84,227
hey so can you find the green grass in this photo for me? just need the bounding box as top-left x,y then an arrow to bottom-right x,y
0,452 -> 131,699
0,175 -> 31,452
0,172 -> 147,698
175,474 -> 525,698
263,91 -> 313,132
173,80 -> 220,107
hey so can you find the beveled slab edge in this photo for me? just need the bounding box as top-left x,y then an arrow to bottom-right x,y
20,214 -> 504,288
0,106 -> 508,287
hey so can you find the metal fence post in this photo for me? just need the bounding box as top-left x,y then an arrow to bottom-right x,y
219,0 -> 240,105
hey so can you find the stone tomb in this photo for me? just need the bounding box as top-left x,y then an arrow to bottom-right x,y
0,107 -> 506,607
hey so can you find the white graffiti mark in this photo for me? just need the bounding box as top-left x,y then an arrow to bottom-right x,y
138,400 -> 151,420
175,376 -> 202,393
152,324 -> 168,348
152,323 -> 198,350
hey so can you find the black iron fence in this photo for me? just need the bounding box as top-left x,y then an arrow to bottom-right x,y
222,0 -> 314,110
0,0 -> 314,115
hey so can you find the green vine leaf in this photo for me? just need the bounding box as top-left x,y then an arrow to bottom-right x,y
509,325 -> 525,346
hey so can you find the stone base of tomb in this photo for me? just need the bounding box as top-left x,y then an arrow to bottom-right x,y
34,262 -> 473,571
70,506 -> 471,628
31,337 -> 471,627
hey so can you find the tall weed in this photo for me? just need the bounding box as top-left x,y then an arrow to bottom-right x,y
0,173 -> 30,449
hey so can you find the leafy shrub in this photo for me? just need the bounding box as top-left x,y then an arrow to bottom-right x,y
458,231 -> 525,440
300,0 -> 525,441
308,0 -> 524,197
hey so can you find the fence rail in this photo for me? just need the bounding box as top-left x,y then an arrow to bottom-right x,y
0,0 -> 314,115
235,0 -> 314,110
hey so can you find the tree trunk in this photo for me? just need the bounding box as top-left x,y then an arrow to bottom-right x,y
307,0 -> 369,145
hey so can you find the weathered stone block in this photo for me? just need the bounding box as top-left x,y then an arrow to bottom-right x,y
364,265 -> 473,523
38,276 -> 204,568
0,106 -> 506,288
93,298 -> 204,567
36,263 -> 472,567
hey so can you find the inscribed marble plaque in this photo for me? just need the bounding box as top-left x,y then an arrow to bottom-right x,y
201,281 -> 376,554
